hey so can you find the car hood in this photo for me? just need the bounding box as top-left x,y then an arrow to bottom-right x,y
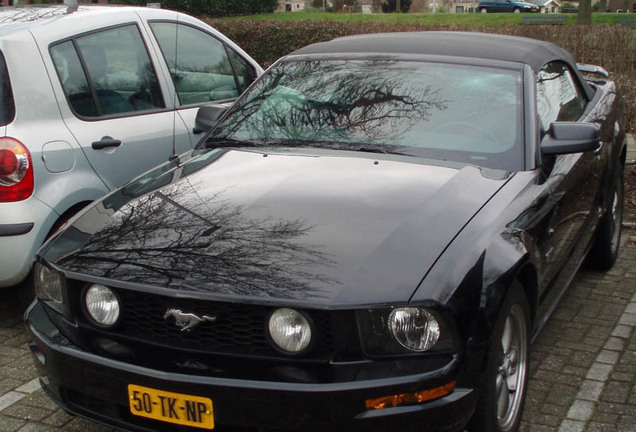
42,147 -> 509,307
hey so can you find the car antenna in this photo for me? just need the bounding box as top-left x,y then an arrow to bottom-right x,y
168,10 -> 180,162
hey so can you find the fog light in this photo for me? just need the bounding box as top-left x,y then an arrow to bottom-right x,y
268,308 -> 312,354
33,262 -> 64,303
84,285 -> 120,327
389,307 -> 440,352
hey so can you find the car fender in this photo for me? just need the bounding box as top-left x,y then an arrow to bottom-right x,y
433,229 -> 540,389
480,229 -> 540,332
411,171 -> 548,385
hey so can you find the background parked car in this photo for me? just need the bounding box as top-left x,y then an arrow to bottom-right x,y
478,0 -> 540,12
0,5 -> 262,301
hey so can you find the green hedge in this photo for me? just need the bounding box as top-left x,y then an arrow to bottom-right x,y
208,19 -> 636,131
113,0 -> 278,17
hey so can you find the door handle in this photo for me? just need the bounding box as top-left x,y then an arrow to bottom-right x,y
594,141 -> 604,156
92,136 -> 122,150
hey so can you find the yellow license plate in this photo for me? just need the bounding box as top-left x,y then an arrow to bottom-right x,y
128,384 -> 214,429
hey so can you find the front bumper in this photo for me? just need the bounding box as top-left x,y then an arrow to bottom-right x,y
26,301 -> 477,432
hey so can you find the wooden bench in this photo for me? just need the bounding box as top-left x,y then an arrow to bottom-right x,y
521,14 -> 567,24
617,17 -> 636,26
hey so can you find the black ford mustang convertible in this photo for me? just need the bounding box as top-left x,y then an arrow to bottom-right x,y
26,32 -> 625,432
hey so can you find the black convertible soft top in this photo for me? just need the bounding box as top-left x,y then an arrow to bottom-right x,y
291,32 -> 594,99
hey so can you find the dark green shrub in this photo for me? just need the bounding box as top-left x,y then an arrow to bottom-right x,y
561,2 -> 579,12
208,19 -> 636,130
112,0 -> 278,16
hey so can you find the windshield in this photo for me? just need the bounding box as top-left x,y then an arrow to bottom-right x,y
206,59 -> 523,170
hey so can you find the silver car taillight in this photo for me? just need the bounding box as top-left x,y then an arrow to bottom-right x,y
0,137 -> 33,202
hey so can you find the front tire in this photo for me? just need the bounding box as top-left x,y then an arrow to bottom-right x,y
587,162 -> 624,270
470,282 -> 530,432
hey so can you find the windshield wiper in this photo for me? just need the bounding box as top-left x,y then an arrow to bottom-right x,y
204,137 -> 260,149
204,138 -> 409,157
350,145 -> 388,155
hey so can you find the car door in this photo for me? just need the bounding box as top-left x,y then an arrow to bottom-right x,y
48,23 -> 191,190
146,21 -> 258,146
536,61 -> 603,303
492,0 -> 507,11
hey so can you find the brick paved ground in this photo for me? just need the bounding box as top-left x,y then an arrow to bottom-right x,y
1,135 -> 634,432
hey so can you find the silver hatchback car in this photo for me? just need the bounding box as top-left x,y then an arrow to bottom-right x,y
0,5 -> 262,298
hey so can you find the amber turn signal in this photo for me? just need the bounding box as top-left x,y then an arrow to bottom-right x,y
365,381 -> 456,410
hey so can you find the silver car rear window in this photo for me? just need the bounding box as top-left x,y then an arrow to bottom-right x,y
0,51 -> 15,127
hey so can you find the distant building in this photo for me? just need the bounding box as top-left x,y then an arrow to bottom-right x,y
528,0 -> 561,12
607,0 -> 634,11
410,0 -> 429,11
411,0 -> 481,12
449,1 -> 479,12
277,1 -> 310,12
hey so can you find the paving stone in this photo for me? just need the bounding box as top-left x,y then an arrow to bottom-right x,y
41,410 -> 73,428
618,312 -> 636,327
625,302 -> 636,314
0,393 -> 24,412
520,424 -> 554,432
0,379 -> 23,395
19,392 -> 59,411
16,423 -> 61,432
1,402 -> 52,422
64,418 -> 116,432
542,402 -> 570,416
617,416 -> 636,432
595,402 -> 636,417
0,414 -> 25,432
577,380 -> 605,402
601,381 -> 633,404
590,411 -> 619,424
569,351 -> 596,367
586,363 -> 613,381
612,325 -> 634,339
561,365 -> 591,377
604,337 -> 626,351
586,422 -> 617,432
558,419 -> 586,432
596,349 -> 620,365
567,400 -> 595,422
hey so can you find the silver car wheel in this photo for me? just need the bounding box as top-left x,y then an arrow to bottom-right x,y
609,183 -> 623,256
496,304 -> 528,431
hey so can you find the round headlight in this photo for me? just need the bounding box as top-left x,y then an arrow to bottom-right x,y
34,263 -> 64,303
389,307 -> 440,352
84,285 -> 120,327
268,308 -> 312,354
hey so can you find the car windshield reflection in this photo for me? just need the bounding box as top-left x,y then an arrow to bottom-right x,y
206,59 -> 524,170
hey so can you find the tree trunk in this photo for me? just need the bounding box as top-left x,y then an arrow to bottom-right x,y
578,0 -> 592,24
599,0 -> 607,12
397,0 -> 401,11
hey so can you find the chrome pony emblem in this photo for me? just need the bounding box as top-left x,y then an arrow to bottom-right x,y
164,309 -> 217,332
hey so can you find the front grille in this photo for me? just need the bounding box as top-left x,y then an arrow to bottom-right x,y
78,286 -> 334,359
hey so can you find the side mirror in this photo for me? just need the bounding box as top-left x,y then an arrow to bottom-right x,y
540,122 -> 601,156
193,104 -> 228,134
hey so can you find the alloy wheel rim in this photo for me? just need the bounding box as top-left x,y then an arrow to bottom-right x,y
609,184 -> 623,254
496,304 -> 527,431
